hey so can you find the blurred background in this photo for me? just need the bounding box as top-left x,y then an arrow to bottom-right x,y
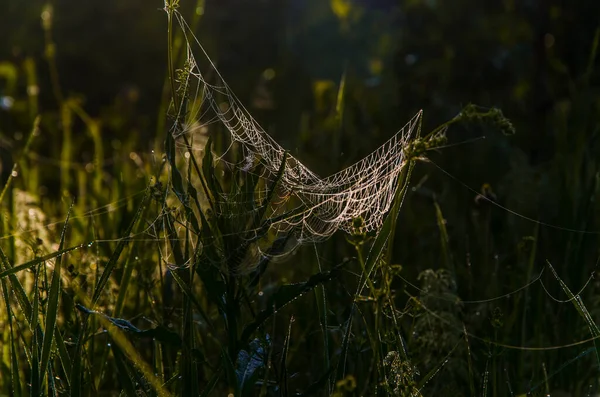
1,0 -> 600,393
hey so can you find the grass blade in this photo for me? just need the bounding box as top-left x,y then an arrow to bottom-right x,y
39,201 -> 73,385
547,261 -> 600,365
240,260 -> 347,343
434,200 -> 454,273
0,244 -> 86,279
91,187 -> 149,308
169,267 -> 215,332
199,369 -> 221,397
0,266 -> 22,396
279,316 -> 293,397
313,244 -> 331,393
111,342 -> 138,397
0,245 -> 71,388
30,263 -> 41,396
0,116 -> 39,204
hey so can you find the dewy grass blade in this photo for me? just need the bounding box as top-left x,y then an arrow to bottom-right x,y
416,340 -> 460,391
0,264 -> 22,397
71,291 -> 174,397
111,342 -> 138,397
313,244 -> 332,393
253,151 -> 287,229
169,267 -> 215,332
359,159 -> 415,297
39,200 -> 73,385
0,116 -> 39,205
548,261 -> 600,366
0,244 -> 86,279
335,148 -> 416,382
113,247 -> 137,318
434,200 -> 455,273
30,261 -> 41,396
199,369 -> 220,397
90,187 -> 149,308
279,316 -> 294,397
240,261 -> 346,343
0,246 -> 71,386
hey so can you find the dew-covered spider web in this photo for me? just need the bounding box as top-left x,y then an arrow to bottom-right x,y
167,11 -> 422,246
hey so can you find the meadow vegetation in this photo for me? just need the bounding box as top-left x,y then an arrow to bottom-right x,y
1,1 -> 600,396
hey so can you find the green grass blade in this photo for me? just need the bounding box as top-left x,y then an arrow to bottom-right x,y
222,348 -> 239,395
0,267 -> 22,397
416,340 -> 459,390
201,137 -> 223,211
169,267 -> 216,332
547,261 -> 600,365
240,260 -> 346,343
30,263 -> 41,396
335,68 -> 346,130
362,159 -> 416,298
69,317 -> 89,397
252,151 -> 287,229
39,201 -> 73,385
0,245 -> 71,387
313,245 -> 331,393
335,309 -> 353,381
279,316 -> 293,397
297,366 -> 335,397
0,244 -> 86,279
336,149 -> 416,382
0,116 -> 39,204
111,342 -> 138,397
54,331 -> 72,388
199,369 -> 220,397
91,188 -> 149,308
434,200 -> 455,273
113,249 -> 136,318
463,324 -> 476,397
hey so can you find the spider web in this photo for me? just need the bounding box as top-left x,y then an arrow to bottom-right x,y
168,11 -> 421,245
